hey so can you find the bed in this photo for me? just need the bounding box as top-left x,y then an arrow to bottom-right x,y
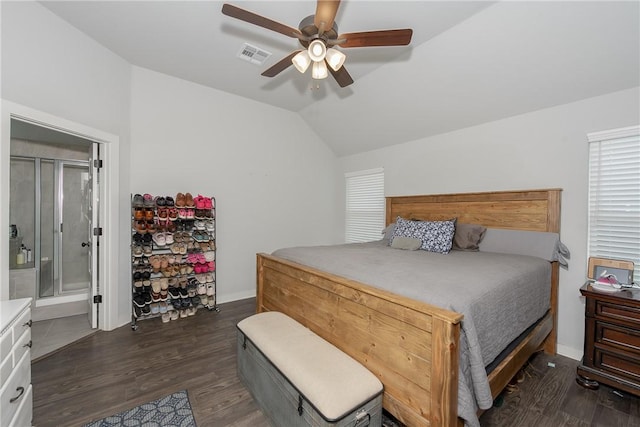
256,189 -> 561,427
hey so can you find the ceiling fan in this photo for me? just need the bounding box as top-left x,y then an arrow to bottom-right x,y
221,0 -> 413,88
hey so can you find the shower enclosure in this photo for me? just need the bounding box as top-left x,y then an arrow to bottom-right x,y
10,155 -> 91,300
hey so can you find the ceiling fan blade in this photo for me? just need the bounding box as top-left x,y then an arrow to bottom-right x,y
222,3 -> 303,39
329,64 -> 354,88
336,29 -> 413,48
261,51 -> 301,77
314,0 -> 341,35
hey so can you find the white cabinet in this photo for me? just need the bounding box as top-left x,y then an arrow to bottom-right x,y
0,298 -> 32,427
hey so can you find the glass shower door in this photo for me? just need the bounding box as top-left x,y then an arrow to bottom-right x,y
59,162 -> 91,293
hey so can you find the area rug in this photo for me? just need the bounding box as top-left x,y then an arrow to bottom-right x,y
84,390 -> 196,427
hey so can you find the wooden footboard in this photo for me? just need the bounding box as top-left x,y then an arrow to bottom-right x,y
257,253 -> 463,426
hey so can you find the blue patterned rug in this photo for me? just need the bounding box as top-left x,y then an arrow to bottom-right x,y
84,390 -> 196,427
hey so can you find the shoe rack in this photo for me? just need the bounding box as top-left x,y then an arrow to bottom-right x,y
130,192 -> 218,330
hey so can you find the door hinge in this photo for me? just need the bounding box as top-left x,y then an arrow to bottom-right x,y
93,227 -> 103,236
93,159 -> 103,169
93,295 -> 103,304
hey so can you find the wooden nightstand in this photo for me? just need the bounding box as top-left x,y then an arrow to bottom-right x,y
576,282 -> 640,396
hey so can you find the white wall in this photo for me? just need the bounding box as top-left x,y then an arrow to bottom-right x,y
339,87 -> 640,360
1,1 -> 132,329
129,66 -> 341,303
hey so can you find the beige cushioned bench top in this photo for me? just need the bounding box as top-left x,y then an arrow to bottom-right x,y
237,311 -> 383,421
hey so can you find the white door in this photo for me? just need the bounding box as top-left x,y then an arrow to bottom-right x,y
87,143 -> 100,328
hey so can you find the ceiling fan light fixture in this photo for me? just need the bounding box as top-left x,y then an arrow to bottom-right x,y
325,48 -> 346,71
311,60 -> 328,79
308,39 -> 327,62
292,50 -> 311,73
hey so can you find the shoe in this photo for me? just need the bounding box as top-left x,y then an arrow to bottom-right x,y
150,303 -> 160,314
159,302 -> 168,313
132,194 -> 144,207
185,193 -> 195,208
168,208 -> 178,221
176,193 -> 186,207
133,305 -> 142,318
142,245 -> 152,257
161,313 -> 171,323
152,232 -> 166,247
143,193 -> 155,208
133,294 -> 146,308
131,244 -> 143,257
202,196 -> 212,210
206,284 -> 215,296
180,309 -> 188,318
165,196 -> 175,207
170,311 -> 179,321
168,287 -> 180,299
187,306 -> 196,316
141,304 -> 151,315
171,299 -> 182,310
165,232 -> 174,245
144,208 -> 154,221
133,220 -> 147,234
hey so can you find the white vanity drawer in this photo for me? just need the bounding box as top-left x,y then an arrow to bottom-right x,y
0,351 -> 31,427
13,329 -> 32,368
8,383 -> 32,427
0,332 -> 12,364
12,309 -> 31,342
0,353 -> 12,385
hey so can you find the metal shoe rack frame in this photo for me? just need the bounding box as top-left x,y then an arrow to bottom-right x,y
130,194 -> 218,330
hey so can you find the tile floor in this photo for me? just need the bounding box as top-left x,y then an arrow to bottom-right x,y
31,314 -> 95,360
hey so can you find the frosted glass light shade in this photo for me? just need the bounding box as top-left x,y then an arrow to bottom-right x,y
292,50 -> 311,73
308,39 -> 327,62
325,48 -> 346,71
312,61 -> 328,79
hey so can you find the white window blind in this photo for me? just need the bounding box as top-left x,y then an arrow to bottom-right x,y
345,168 -> 385,243
587,125 -> 640,283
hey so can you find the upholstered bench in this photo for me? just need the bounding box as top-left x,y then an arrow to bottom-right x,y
237,311 -> 383,427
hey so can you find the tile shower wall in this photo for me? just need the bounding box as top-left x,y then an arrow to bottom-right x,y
10,139 -> 89,298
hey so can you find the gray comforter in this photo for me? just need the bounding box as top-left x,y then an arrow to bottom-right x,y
273,240 -> 551,427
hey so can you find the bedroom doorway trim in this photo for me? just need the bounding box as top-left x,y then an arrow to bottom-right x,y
1,100 -> 120,331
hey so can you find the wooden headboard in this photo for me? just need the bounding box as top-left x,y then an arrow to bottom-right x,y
386,188 -> 561,233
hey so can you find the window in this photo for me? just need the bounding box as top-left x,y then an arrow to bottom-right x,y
587,125 -> 640,282
345,168 -> 385,243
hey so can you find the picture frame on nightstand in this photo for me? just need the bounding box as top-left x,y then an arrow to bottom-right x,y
587,256 -> 634,285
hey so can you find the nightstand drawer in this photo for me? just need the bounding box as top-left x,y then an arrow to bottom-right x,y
596,321 -> 640,355
594,347 -> 640,383
595,299 -> 640,326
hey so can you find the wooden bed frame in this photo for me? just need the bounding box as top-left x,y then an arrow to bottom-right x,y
256,189 -> 561,426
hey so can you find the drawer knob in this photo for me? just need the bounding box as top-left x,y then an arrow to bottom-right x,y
9,386 -> 25,403
23,320 -> 32,328
23,340 -> 32,348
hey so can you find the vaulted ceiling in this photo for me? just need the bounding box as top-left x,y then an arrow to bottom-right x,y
41,1 -> 640,156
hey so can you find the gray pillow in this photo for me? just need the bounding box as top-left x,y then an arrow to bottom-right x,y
381,223 -> 396,243
390,236 -> 422,251
452,223 -> 487,251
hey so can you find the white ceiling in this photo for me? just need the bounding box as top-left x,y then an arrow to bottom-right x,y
41,1 -> 640,157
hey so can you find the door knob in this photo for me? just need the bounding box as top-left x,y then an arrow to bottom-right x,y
82,242 -> 90,247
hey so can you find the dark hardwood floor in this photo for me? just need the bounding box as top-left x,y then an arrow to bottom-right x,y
32,298 -> 640,427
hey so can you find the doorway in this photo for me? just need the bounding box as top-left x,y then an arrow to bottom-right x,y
9,118 -> 100,356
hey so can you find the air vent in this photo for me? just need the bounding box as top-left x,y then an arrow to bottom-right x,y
237,43 -> 272,65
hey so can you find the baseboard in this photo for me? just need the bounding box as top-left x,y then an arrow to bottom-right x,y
557,343 -> 582,361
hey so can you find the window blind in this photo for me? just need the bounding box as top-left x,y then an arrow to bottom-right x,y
587,125 -> 640,282
345,168 -> 385,243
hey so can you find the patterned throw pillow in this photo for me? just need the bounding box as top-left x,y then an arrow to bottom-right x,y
391,216 -> 456,254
